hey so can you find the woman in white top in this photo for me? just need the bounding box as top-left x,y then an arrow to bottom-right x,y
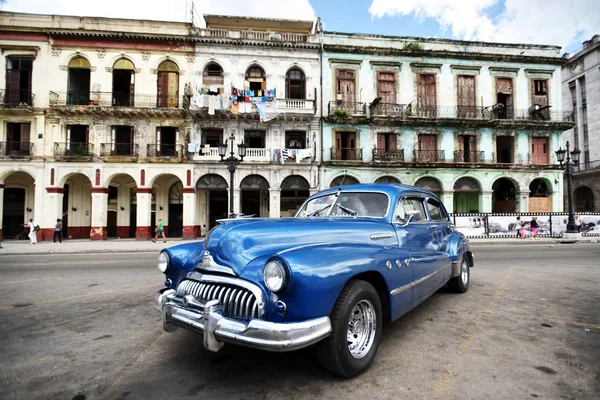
27,218 -> 37,244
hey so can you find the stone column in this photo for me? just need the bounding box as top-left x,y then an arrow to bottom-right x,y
0,185 -> 4,240
43,187 -> 64,242
136,188 -> 152,240
517,191 -> 529,213
481,191 -> 493,213
233,188 -> 241,216
182,189 -> 197,240
269,188 -> 281,218
90,188 -> 109,240
442,191 -> 454,214
116,186 -> 131,238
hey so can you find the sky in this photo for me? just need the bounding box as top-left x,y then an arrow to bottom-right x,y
1,0 -> 598,53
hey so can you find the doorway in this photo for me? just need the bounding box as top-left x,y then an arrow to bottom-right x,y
496,136 -> 514,163
2,188 -> 25,238
335,132 -> 357,160
209,190 -> 228,228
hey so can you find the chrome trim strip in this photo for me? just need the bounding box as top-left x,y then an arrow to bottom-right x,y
390,264 -> 450,296
370,233 -> 394,240
186,271 -> 266,317
195,251 -> 237,276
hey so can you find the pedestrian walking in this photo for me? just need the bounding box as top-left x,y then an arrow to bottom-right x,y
515,216 -> 522,238
153,218 -> 166,243
529,216 -> 539,238
53,218 -> 63,243
519,218 -> 527,239
27,218 -> 38,244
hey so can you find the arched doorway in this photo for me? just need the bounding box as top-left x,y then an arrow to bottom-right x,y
245,65 -> 266,92
151,174 -> 183,238
414,177 -> 442,197
168,182 -> 183,237
492,178 -> 517,212
106,174 -> 137,238
329,175 -> 359,187
574,186 -> 594,212
67,56 -> 91,105
2,171 -> 35,239
240,175 -> 269,217
112,58 -> 135,106
61,173 -> 92,239
286,68 -> 305,99
196,174 -> 228,229
280,175 -> 310,217
375,176 -> 400,184
529,178 -> 552,212
157,60 -> 179,108
453,177 -> 480,213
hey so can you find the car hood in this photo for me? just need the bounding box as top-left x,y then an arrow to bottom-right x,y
203,218 -> 395,275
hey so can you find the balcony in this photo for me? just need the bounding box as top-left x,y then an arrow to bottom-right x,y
99,143 -> 139,158
196,28 -> 310,43
330,148 -> 363,161
373,148 -> 405,162
49,91 -> 188,109
453,150 -> 485,163
53,142 -> 94,158
1,89 -> 34,107
146,144 -> 184,161
0,141 -> 33,157
328,101 -> 367,117
574,160 -> 600,174
413,150 -> 445,163
276,98 -> 316,114
371,103 -> 409,117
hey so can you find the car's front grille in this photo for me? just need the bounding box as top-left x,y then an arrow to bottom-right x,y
176,279 -> 259,320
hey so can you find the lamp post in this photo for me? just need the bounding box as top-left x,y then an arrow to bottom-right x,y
555,140 -> 581,233
218,133 -> 247,218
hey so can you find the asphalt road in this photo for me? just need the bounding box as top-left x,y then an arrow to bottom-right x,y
0,244 -> 598,400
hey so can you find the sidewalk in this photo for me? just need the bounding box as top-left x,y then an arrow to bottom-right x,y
0,236 -> 598,255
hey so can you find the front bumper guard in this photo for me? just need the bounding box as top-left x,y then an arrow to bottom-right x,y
155,289 -> 332,353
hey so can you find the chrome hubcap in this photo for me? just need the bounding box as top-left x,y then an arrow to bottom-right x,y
461,259 -> 469,285
347,299 -> 376,359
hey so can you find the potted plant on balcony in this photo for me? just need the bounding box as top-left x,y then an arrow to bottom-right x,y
333,109 -> 349,120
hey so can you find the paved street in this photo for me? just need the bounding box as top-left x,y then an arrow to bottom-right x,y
0,244 -> 599,400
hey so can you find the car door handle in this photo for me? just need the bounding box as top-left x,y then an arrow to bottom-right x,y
429,225 -> 439,229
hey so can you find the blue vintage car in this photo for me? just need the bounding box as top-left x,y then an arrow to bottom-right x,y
154,183 -> 473,377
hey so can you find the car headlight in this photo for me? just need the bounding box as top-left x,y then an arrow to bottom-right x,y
263,259 -> 288,293
158,252 -> 170,273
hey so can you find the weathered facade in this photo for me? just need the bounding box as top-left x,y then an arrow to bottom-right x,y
561,34 -> 600,212
321,32 -> 572,214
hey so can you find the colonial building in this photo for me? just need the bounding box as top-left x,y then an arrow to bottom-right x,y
321,33 -> 573,214
562,34 -> 600,212
0,11 -> 320,241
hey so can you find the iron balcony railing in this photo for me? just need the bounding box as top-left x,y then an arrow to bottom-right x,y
454,150 -> 485,163
328,101 -> 367,116
330,147 -> 363,161
49,91 -> 187,109
146,144 -> 183,159
574,160 -> 600,173
413,150 -> 446,163
53,142 -> 94,157
100,143 -> 139,157
373,148 -> 405,162
0,141 -> 34,157
371,103 -> 410,116
0,89 -> 35,106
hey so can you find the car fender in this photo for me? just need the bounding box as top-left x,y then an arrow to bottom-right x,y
447,231 -> 473,277
162,242 -> 205,288
238,242 -> 413,324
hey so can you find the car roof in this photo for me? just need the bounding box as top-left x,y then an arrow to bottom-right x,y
314,183 -> 435,198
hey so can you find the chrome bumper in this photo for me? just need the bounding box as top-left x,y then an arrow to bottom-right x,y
155,289 -> 332,352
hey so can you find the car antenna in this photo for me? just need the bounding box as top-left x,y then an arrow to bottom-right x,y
338,169 -> 348,188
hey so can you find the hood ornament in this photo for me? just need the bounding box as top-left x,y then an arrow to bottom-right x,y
197,250 -> 236,276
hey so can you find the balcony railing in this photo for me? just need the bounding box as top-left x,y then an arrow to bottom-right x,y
53,142 -> 94,157
49,91 -> 186,109
328,101 -> 367,116
0,141 -> 33,157
454,150 -> 485,163
373,148 -> 405,162
574,160 -> 600,173
371,103 -> 409,116
100,143 -> 139,157
1,89 -> 34,106
196,28 -> 310,43
276,98 -> 315,113
330,147 -> 363,161
413,150 -> 445,163
146,144 -> 183,159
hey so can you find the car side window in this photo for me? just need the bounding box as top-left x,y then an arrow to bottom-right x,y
399,197 -> 426,223
427,198 -> 446,221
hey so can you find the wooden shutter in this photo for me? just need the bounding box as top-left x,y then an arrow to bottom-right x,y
6,69 -> 20,105
417,74 -> 436,117
348,133 -> 356,160
457,75 -> 476,117
377,133 -> 385,152
335,132 -> 342,160
389,134 -> 397,151
157,72 -> 169,107
532,137 -> 549,164
20,123 -> 31,154
129,71 -> 135,106
377,72 -> 396,104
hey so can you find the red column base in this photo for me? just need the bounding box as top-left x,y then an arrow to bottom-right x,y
182,226 -> 197,240
90,227 -> 108,240
136,226 -> 151,241
40,228 -> 54,242
0,228 -> 3,241
116,226 -> 130,239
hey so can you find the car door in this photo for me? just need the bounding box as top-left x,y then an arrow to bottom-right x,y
424,197 -> 453,282
392,195 -> 441,304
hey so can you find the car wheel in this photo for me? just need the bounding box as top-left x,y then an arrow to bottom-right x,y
448,254 -> 470,293
316,279 -> 382,378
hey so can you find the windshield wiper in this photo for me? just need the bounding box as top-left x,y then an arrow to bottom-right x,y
336,204 -> 357,217
308,204 -> 332,217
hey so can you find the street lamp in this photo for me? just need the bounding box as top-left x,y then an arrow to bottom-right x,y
555,140 -> 581,234
218,133 -> 247,218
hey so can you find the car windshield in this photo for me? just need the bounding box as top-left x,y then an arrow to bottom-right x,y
296,192 -> 389,218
